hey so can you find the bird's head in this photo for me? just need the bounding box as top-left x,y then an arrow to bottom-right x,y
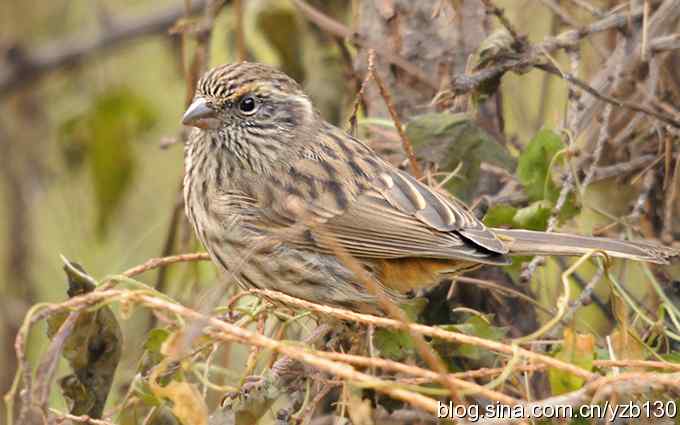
182,62 -> 318,139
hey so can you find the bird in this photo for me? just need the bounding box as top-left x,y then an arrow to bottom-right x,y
181,61 -> 679,312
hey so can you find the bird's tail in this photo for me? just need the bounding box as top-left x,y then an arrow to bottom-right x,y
492,228 -> 679,265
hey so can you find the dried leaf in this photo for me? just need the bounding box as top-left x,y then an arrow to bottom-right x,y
610,329 -> 645,364
150,360 -> 209,425
145,328 -> 172,355
347,386 -> 374,425
474,29 -> 517,70
548,329 -> 594,395
468,29 -> 525,99
46,262 -> 122,418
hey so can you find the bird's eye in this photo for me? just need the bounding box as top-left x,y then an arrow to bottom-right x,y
239,96 -> 257,114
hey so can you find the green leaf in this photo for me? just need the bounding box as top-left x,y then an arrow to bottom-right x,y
515,129 -> 580,222
139,328 -> 173,384
483,201 -> 550,231
406,112 -> 515,202
483,204 -> 517,228
144,328 -> 172,354
440,315 -> 507,361
58,87 -> 157,238
513,201 -> 552,231
135,382 -> 164,408
660,352 -> 680,363
517,129 -> 564,202
482,202 -> 549,278
373,329 -> 414,361
467,315 -> 507,341
400,297 -> 428,321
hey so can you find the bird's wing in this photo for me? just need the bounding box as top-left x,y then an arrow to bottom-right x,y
314,186 -> 510,265
374,168 -> 509,255
252,147 -> 509,265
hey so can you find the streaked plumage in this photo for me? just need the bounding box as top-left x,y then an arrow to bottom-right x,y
182,62 -> 679,311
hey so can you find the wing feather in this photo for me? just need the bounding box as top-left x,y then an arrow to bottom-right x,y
246,140 -> 509,264
378,169 -> 508,254
304,188 -> 510,265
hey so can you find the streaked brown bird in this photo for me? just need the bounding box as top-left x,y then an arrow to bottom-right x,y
181,62 -> 678,311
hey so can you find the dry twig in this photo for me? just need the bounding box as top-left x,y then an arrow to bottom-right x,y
0,1 -> 213,97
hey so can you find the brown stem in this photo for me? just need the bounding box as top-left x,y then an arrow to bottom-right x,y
0,0 -> 216,98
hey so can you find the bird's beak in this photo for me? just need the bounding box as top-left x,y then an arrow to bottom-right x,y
182,98 -> 219,129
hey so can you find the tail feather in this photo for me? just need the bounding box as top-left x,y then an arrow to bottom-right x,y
492,228 -> 679,265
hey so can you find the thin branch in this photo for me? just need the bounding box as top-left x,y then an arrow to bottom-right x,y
101,290 -> 447,415
314,350 -> 517,404
0,0 -> 214,97
562,0 -> 605,18
12,250 -> 680,424
33,312 -> 80,410
650,33 -> 680,52
478,0 -> 527,49
535,62 -> 680,128
120,252 -> 209,280
560,265 -> 606,330
475,371 -> 680,424
538,0 -> 580,27
290,0 -> 438,90
251,289 -> 597,381
587,154 -> 657,182
368,52 -> 423,179
519,170 -> 575,285
662,152 -> 680,243
49,410 -> 114,425
314,222 -> 462,403
449,5 -> 680,102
